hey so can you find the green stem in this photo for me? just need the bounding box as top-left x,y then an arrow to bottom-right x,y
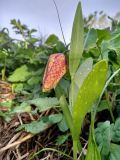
71,76 -> 84,156
55,85 -> 73,132
29,147 -> 73,160
77,141 -> 82,154
55,85 -> 83,159
71,77 -> 75,109
73,140 -> 78,160
2,68 -> 5,81
91,107 -> 96,130
2,57 -> 6,81
105,91 -> 115,122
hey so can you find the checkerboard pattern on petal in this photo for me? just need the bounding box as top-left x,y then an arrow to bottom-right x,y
42,53 -> 67,92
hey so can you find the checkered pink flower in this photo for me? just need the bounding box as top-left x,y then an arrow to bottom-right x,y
42,53 -> 67,92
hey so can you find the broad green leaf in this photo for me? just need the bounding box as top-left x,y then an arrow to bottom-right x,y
69,58 -> 93,111
31,68 -> 44,76
0,102 -> 31,122
0,111 -> 12,122
111,118 -> 120,142
84,28 -> 97,50
57,116 -> 68,132
74,58 -> 93,89
56,134 -> 69,145
109,35 -> 120,49
27,76 -> 41,85
95,118 -> 120,156
59,78 -> 70,98
97,29 -> 111,43
95,121 -> 111,156
56,41 -> 66,52
8,65 -> 31,82
13,83 -> 24,93
108,144 -> 120,160
45,34 -> 59,46
86,127 -> 101,160
112,24 -> 120,37
0,50 -> 7,59
97,100 -> 109,112
73,60 -> 108,140
17,114 -> 63,134
101,35 -> 120,63
12,102 -> 31,113
0,100 -> 13,110
69,2 -> 84,78
0,32 -> 9,45
28,97 -> 59,112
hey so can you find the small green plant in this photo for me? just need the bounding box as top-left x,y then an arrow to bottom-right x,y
42,2 -> 108,160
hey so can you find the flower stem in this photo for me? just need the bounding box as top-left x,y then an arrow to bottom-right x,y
105,90 -> 115,122
73,140 -> 78,160
55,85 -> 73,132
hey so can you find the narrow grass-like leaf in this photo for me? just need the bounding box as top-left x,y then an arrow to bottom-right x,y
55,85 -> 73,132
73,60 -> 108,140
69,2 -> 84,78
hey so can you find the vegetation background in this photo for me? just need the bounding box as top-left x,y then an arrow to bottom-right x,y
0,1 -> 120,160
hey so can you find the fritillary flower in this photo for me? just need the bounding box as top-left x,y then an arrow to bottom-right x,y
42,53 -> 67,92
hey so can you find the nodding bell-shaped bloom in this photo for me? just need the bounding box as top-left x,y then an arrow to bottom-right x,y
42,53 -> 67,92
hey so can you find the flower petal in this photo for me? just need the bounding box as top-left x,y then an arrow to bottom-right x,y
42,53 -> 67,92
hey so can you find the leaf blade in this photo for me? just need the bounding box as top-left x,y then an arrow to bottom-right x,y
28,97 -> 59,112
69,58 -> 93,112
17,114 -> 63,134
8,65 -> 31,82
73,60 -> 108,140
69,2 -> 84,78
86,127 -> 101,160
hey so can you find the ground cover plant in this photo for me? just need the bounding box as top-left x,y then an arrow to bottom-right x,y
0,1 -> 120,160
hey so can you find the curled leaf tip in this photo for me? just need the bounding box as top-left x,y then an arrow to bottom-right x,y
42,53 -> 67,92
